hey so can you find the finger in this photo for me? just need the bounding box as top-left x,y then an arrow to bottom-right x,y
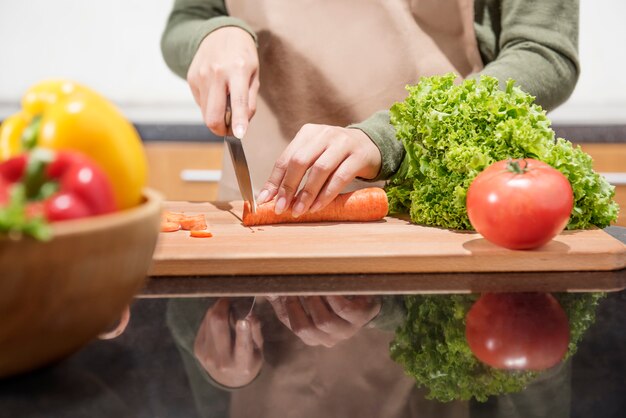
303,296 -> 352,337
256,146 -> 294,206
207,298 -> 233,360
266,296 -> 292,329
291,144 -> 350,218
257,124 -> 320,207
233,319 -> 254,371
228,73 -> 250,139
248,70 -> 260,119
98,305 -> 131,340
273,127 -> 329,215
203,79 -> 228,136
309,155 -> 360,213
248,314 -> 264,349
285,296 -> 335,347
194,299 -> 229,365
325,295 -> 381,326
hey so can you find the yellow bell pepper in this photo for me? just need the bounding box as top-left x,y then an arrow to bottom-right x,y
0,80 -> 147,210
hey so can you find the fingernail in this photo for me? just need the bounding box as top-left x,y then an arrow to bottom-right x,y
237,319 -> 249,331
310,201 -> 322,213
265,295 -> 278,301
257,189 -> 269,205
275,197 -> 287,215
292,201 -> 305,218
234,124 -> 246,139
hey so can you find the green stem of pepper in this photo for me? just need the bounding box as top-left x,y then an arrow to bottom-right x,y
21,115 -> 42,151
23,148 -> 56,200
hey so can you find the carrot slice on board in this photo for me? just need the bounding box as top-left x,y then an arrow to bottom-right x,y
160,221 -> 181,232
242,187 -> 388,226
190,229 -> 213,238
179,214 -> 208,231
164,211 -> 187,223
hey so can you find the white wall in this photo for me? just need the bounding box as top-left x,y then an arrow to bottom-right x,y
1,0 -> 625,124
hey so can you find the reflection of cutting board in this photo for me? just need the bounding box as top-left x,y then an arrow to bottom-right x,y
150,201 -> 626,277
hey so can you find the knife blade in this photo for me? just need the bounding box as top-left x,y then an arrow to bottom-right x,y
224,98 -> 256,213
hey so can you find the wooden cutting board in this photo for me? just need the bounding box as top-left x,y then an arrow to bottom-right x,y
150,201 -> 626,277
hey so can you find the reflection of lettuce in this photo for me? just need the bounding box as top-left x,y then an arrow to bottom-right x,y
386,74 -> 618,230
390,293 -> 604,402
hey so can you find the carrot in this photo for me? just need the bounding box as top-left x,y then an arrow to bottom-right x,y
163,211 -> 187,223
161,221 -> 181,232
179,214 -> 208,231
242,187 -> 388,226
190,229 -> 213,238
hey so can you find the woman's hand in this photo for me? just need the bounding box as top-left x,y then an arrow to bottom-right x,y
194,298 -> 263,388
266,296 -> 381,348
257,125 -> 382,218
187,27 -> 259,138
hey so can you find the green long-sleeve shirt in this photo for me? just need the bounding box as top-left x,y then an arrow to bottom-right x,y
161,0 -> 579,181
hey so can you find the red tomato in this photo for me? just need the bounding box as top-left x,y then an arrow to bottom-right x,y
465,293 -> 570,371
466,159 -> 573,250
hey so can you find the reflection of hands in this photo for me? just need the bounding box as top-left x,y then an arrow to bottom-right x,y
267,296 -> 381,347
256,125 -> 382,218
187,27 -> 259,138
193,299 -> 263,388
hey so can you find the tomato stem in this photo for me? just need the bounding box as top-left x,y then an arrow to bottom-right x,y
506,159 -> 528,174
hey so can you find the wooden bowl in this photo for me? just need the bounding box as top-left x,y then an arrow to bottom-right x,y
0,188 -> 162,378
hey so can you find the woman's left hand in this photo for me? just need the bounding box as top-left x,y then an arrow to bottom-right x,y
266,296 -> 381,348
256,124 -> 381,218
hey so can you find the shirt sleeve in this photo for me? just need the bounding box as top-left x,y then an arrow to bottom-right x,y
473,0 -> 580,111
353,0 -> 580,182
160,0 -> 257,79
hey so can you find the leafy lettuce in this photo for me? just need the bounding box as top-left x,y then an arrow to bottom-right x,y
386,74 -> 618,229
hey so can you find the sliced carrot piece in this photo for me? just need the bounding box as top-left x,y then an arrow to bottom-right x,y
164,211 -> 187,223
161,221 -> 181,232
179,214 -> 207,231
190,229 -> 213,238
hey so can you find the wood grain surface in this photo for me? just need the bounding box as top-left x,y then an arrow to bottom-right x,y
150,201 -> 626,277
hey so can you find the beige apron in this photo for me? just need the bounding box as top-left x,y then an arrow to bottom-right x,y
218,0 -> 483,200
220,1 -> 482,417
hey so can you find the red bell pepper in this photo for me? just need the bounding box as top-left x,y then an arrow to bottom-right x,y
0,150 -> 116,222
0,178 -> 8,205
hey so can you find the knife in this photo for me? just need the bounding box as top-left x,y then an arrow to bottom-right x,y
224,97 -> 257,213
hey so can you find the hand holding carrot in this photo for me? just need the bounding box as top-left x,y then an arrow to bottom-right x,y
194,298 -> 263,388
256,124 -> 382,218
266,296 -> 381,348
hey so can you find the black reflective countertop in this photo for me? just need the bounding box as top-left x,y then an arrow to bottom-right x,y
1,293 -> 624,418
1,229 -> 624,418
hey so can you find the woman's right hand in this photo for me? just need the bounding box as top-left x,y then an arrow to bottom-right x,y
187,27 -> 259,139
194,298 -> 264,388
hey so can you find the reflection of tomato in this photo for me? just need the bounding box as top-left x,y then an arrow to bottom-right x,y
466,159 -> 573,250
466,293 -> 570,371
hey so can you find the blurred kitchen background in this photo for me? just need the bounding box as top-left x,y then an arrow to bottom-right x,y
2,0 -> 626,123
1,0 -> 625,223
